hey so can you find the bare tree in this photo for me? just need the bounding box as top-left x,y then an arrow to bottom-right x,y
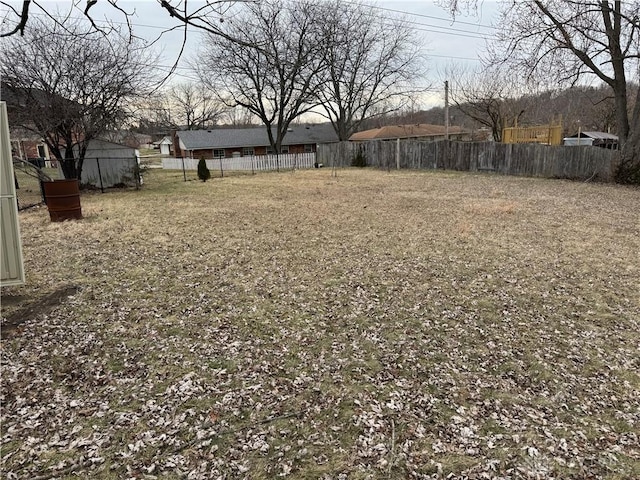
1,16 -> 156,180
445,65 -> 533,141
197,0 -> 324,153
1,1 -> 254,39
315,0 -> 426,140
442,0 -> 640,183
165,83 -> 228,130
223,107 -> 259,127
1,1 -> 259,84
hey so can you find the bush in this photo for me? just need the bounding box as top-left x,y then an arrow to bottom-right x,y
197,157 -> 211,182
351,147 -> 367,168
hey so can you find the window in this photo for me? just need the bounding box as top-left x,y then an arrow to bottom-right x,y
242,147 -> 254,157
37,145 -> 46,158
266,146 -> 275,155
213,149 -> 225,158
304,144 -> 314,153
281,145 -> 289,154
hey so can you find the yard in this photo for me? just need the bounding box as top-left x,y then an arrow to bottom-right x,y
1,168 -> 639,479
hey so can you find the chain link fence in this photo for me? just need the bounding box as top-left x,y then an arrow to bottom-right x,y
13,159 -> 53,211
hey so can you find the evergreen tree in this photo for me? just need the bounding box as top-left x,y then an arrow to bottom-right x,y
197,157 -> 211,182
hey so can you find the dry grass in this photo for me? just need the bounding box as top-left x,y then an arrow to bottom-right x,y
2,168 -> 639,479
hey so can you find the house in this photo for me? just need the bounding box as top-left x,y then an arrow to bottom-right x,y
563,131 -> 619,149
173,124 -> 339,159
61,139 -> 141,188
153,136 -> 173,155
349,124 -> 471,142
101,131 -> 153,150
9,127 -> 51,165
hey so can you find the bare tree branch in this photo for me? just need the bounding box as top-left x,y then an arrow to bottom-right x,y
0,0 -> 30,37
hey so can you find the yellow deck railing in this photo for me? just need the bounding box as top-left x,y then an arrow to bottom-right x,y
502,124 -> 563,145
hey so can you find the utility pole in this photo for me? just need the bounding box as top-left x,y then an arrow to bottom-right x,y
444,80 -> 450,141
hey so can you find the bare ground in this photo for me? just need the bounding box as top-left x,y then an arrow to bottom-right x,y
1,168 -> 639,479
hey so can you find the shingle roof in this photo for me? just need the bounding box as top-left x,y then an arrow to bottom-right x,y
177,124 -> 338,150
576,131 -> 618,140
349,124 -> 466,141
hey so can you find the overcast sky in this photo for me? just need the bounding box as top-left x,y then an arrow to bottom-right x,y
2,0 -> 501,108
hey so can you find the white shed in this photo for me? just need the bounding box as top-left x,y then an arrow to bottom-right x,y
154,136 -> 173,156
1,101 -> 25,287
60,139 -> 141,188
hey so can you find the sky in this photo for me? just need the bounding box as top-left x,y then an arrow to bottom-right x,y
1,0 -> 502,108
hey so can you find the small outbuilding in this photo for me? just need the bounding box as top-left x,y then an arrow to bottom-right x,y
60,139 -> 141,188
563,131 -> 619,149
153,136 -> 173,155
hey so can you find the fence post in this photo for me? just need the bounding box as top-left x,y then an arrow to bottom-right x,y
96,158 -> 104,193
39,179 -> 46,205
219,157 -> 224,178
181,157 -> 186,182
251,156 -> 255,175
134,157 -> 140,190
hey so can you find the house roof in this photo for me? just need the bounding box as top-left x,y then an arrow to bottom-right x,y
567,131 -> 618,140
350,124 -> 467,141
177,124 -> 338,150
153,136 -> 173,145
88,139 -> 136,151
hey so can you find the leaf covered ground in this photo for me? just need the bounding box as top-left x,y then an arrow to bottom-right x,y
2,169 -> 639,479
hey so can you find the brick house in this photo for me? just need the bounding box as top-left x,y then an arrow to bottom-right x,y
173,124 -> 338,159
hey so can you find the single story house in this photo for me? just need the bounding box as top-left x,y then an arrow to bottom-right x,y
563,131 -> 619,149
153,136 -> 173,155
60,139 -> 141,188
174,124 -> 339,159
349,124 -> 471,142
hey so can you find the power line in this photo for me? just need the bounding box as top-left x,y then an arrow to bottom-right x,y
340,0 -> 497,30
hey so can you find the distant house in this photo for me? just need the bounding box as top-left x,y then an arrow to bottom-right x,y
350,124 -> 471,142
61,139 -> 141,188
174,124 -> 339,159
153,136 -> 173,155
563,131 -> 619,150
9,128 -> 51,165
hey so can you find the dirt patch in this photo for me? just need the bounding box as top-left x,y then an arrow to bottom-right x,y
1,285 -> 80,337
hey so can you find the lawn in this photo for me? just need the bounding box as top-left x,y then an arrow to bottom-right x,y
2,168 -> 639,479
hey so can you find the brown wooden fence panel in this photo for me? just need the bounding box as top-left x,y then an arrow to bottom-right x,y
317,141 -> 618,182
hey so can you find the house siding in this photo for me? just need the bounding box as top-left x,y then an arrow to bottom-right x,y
185,144 -> 315,159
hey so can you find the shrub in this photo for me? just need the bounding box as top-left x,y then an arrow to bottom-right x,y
351,146 -> 367,168
197,157 -> 211,182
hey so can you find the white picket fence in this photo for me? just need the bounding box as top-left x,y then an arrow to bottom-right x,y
162,152 -> 316,172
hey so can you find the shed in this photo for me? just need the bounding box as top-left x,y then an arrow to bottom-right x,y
60,139 -> 141,188
1,101 -> 25,286
153,136 -> 173,155
563,131 -> 619,149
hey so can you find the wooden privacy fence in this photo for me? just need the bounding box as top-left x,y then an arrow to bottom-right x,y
162,152 -> 316,173
317,141 -> 619,182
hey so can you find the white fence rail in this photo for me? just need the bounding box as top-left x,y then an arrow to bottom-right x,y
162,152 -> 316,172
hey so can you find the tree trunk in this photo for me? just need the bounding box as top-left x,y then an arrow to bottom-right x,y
614,84 -> 640,185
613,84 -> 629,144
60,151 -> 78,180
